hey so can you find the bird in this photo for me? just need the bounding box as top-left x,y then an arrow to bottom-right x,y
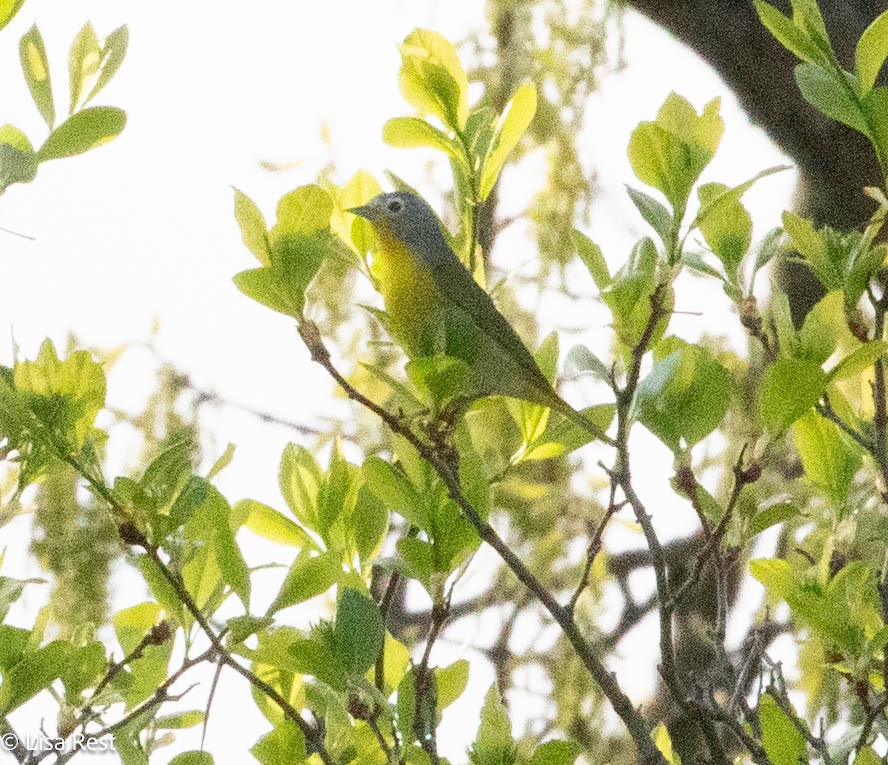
349,191 -> 609,442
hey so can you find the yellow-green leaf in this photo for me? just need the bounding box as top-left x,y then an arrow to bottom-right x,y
398,28 -> 469,130
478,82 -> 537,200
383,116 -> 461,157
856,10 -> 888,96
38,107 -> 126,161
19,25 -> 54,128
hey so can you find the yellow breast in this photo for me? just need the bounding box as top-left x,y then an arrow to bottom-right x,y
372,227 -> 443,354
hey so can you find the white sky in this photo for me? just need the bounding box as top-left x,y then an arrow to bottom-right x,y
0,1 -> 797,763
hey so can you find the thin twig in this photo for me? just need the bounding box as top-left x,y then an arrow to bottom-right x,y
665,449 -> 756,612
816,396 -> 873,451
567,484 -> 624,615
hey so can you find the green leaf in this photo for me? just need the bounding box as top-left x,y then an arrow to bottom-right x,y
633,342 -> 732,451
137,556 -> 187,628
862,87 -> 888,164
794,63 -> 870,137
0,124 -> 37,193
234,186 -> 334,318
758,357 -> 826,432
14,339 -> 106,449
383,117 -> 461,158
232,268 -> 299,317
207,443 -> 236,480
508,334 -> 558,446
754,227 -> 786,275
605,238 -> 672,348
182,478 -> 251,610
269,184 -> 332,240
113,602 -> 173,707
626,186 -> 673,245
478,82 -> 537,201
564,344 -> 611,383
363,456 -> 425,527
140,439 -> 194,514
60,642 -> 105,701
333,588 -> 384,676
254,627 -> 345,690
527,740 -> 582,765
856,10 -> 888,96
226,615 -> 272,644
396,537 -> 435,587
398,28 -> 469,130
168,753 -> 213,765
652,724 -> 682,764
748,502 -> 799,537
68,22 -> 101,114
234,230 -> 330,318
352,486 -> 389,562
827,340 -> 888,382
0,576 -> 31,622
397,668 -> 418,746
0,0 -> 25,31
0,641 -> 69,714
693,167 -> 789,275
681,252 -> 727,283
435,659 -> 469,712
793,411 -> 859,505
279,443 -> 323,530
155,711 -> 205,729
572,230 -> 610,290
770,291 -> 798,356
695,182 -> 751,275
798,290 -> 842,365
781,211 -> 841,289
0,626 -> 28,672
759,694 -> 807,765
469,685 -> 515,765
251,720 -> 306,765
237,499 -> 314,548
233,188 -> 270,265
20,26 -> 54,129
754,0 -> 828,65
265,549 -> 341,615
84,25 -> 128,105
627,93 -> 723,215
337,169 -> 383,256
521,403 -> 615,460
854,748 -> 882,765
38,106 -> 126,161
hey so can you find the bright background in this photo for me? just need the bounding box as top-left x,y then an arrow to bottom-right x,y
0,1 -> 795,762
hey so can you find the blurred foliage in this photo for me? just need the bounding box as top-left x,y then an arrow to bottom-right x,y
5,2 -> 888,765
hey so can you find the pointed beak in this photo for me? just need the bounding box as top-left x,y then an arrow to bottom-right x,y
348,204 -> 378,221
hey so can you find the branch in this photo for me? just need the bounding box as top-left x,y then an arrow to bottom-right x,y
51,648 -> 214,765
297,320 -> 668,765
665,449 -> 757,613
0,717 -> 29,763
567,483 -> 624,615
56,450 -> 334,765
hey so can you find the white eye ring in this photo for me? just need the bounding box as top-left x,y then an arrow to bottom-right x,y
387,199 -> 403,213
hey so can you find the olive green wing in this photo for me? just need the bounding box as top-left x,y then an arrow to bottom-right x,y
429,247 -> 557,400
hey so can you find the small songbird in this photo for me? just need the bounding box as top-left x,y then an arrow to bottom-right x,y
349,191 -> 606,440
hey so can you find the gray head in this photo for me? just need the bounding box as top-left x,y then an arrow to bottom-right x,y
349,191 -> 451,265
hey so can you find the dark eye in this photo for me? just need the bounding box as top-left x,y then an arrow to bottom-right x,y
387,199 -> 403,213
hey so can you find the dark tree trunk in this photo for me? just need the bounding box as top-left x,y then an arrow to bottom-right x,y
622,2 -> 884,757
628,0 -> 884,321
